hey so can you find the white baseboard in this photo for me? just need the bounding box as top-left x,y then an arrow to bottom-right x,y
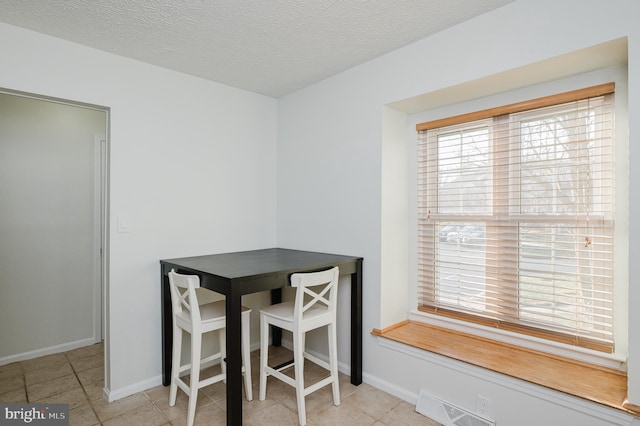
0,337 -> 101,366
278,337 -> 417,403
107,337 -> 634,425
360,369 -> 418,404
105,374 -> 163,402
104,358 -> 228,402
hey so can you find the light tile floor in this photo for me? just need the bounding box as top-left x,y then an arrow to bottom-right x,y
0,342 -> 440,425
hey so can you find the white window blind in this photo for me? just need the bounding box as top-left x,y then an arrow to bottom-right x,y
417,84 -> 615,352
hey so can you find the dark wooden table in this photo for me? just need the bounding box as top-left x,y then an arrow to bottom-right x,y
160,248 -> 363,425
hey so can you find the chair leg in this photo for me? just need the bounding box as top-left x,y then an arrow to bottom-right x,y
328,322 -> 340,406
242,312 -> 253,401
187,331 -> 202,426
258,315 -> 269,401
169,325 -> 182,406
293,330 -> 307,426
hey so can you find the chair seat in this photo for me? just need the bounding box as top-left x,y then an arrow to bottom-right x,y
260,301 -> 330,323
194,287 -> 220,304
193,300 -> 250,321
175,301 -> 250,332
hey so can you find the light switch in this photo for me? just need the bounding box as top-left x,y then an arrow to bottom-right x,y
117,215 -> 130,233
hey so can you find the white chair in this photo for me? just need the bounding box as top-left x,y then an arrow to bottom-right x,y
258,266 -> 340,426
168,269 -> 252,426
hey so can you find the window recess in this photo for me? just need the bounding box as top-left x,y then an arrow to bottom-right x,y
416,83 -> 615,353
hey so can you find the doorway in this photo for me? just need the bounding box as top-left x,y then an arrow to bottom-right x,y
0,89 -> 109,364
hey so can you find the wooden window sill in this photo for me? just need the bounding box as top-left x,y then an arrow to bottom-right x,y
372,320 -> 640,416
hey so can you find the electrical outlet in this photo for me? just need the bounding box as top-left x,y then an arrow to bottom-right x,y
477,395 -> 491,416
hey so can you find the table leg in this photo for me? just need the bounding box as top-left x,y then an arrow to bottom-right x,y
225,290 -> 243,425
161,267 -> 173,386
351,259 -> 363,385
270,288 -> 282,346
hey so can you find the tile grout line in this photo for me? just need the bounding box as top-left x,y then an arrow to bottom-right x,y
65,351 -> 103,425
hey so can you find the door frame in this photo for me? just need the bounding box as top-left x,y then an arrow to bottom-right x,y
0,87 -> 110,365
94,133 -> 109,342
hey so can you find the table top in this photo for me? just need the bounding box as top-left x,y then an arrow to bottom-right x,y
160,247 -> 362,281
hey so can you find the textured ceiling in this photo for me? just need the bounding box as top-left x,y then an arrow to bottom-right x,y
0,0 -> 515,97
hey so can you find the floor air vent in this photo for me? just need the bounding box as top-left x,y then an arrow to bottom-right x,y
416,390 -> 496,426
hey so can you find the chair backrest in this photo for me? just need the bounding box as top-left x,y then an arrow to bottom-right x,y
168,269 -> 202,323
290,266 -> 339,323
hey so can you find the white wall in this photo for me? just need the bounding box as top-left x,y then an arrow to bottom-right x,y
277,0 -> 640,424
2,1 -> 639,423
0,22 -> 278,396
0,94 -> 105,361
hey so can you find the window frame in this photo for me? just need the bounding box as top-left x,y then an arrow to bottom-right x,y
413,81 -> 628,363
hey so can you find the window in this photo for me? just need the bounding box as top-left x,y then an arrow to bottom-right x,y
417,84 -> 616,353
